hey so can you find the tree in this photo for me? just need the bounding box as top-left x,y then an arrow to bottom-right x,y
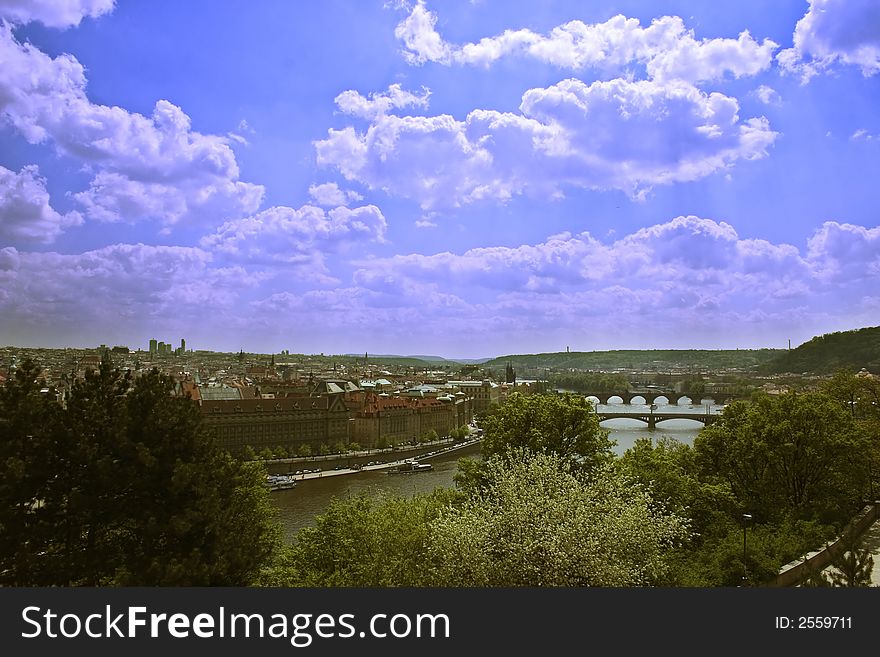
821,369 -> 880,497
827,533 -> 875,587
0,359 -> 280,586
617,437 -> 739,546
481,392 -> 614,471
0,359 -> 63,584
272,488 -> 462,586
429,451 -> 689,586
693,391 -> 871,523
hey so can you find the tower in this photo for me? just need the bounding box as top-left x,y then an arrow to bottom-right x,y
149,339 -> 157,356
505,362 -> 516,384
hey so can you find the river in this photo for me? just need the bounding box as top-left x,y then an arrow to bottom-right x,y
271,401 -> 722,540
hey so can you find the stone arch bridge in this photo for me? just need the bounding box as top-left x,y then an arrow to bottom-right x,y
579,388 -> 734,406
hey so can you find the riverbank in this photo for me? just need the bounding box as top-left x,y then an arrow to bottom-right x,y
266,437 -> 482,483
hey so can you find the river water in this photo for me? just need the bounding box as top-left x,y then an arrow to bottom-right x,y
271,400 -> 723,540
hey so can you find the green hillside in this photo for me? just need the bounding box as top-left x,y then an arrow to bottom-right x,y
759,326 -> 880,375
483,349 -> 782,372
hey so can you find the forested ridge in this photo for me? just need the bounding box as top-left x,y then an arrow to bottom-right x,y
760,326 -> 880,374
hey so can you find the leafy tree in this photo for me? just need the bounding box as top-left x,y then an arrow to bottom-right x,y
821,369 -> 880,497
297,443 -> 312,458
429,451 -> 689,586
481,392 -> 614,471
617,437 -> 739,545
272,488 -> 463,586
0,358 -> 280,586
693,391 -> 871,523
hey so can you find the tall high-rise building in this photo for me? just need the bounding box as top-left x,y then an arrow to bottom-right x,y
158,341 -> 166,355
180,338 -> 186,353
149,339 -> 157,355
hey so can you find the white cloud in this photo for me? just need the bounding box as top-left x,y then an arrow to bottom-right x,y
333,215 -> 875,348
308,182 -> 363,207
0,243 -> 253,344
415,216 -> 437,228
335,83 -> 431,120
395,2 -> 777,84
0,0 -> 114,28
850,128 -> 876,141
394,0 -> 453,65
0,164 -> 82,242
806,221 -> 880,283
72,171 -> 264,228
754,85 -> 782,106
315,78 -> 777,208
0,24 -> 264,227
779,0 -> 880,81
199,204 -> 387,269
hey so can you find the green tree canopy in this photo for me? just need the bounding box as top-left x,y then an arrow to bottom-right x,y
0,358 -> 280,586
429,451 -> 689,586
693,391 -> 871,524
481,392 -> 614,471
268,488 -> 463,587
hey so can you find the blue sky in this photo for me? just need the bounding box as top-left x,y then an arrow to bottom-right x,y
1,0 -> 878,359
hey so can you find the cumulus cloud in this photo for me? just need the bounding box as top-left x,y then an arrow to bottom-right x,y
353,216 -> 812,300
754,85 -> 782,106
334,83 -> 431,120
331,215 -> 875,349
315,78 -> 777,208
395,2 -> 777,83
0,242 -> 256,346
778,0 -> 880,81
0,164 -> 83,242
0,24 -> 263,227
199,204 -> 387,272
806,221 -> 880,283
308,182 -> 363,207
0,0 -> 114,28
223,215 -> 880,354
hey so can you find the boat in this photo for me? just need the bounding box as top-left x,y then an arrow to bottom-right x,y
387,460 -> 433,474
265,474 -> 298,491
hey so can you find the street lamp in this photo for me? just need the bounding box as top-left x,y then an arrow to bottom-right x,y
742,513 -> 753,585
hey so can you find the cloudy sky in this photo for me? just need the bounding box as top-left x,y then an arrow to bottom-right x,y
1,0 -> 878,358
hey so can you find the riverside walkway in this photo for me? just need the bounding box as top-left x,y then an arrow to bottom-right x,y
276,437 -> 482,483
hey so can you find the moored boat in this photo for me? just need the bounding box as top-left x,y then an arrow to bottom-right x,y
387,459 -> 433,474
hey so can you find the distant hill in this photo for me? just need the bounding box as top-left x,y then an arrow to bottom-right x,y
343,354 -> 493,366
483,349 -> 783,372
758,326 -> 880,375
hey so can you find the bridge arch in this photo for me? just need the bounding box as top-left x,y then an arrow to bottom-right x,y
606,395 -> 624,405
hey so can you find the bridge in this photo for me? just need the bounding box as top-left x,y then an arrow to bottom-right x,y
577,388 -> 735,406
596,410 -> 721,429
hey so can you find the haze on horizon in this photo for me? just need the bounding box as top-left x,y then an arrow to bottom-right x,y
1,1 -> 879,360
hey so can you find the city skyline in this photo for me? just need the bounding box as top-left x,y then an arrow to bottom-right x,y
1,1 -> 879,359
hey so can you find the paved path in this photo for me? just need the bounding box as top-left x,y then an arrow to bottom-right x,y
820,517 -> 880,586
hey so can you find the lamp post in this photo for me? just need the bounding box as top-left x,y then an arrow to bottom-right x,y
742,513 -> 753,585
